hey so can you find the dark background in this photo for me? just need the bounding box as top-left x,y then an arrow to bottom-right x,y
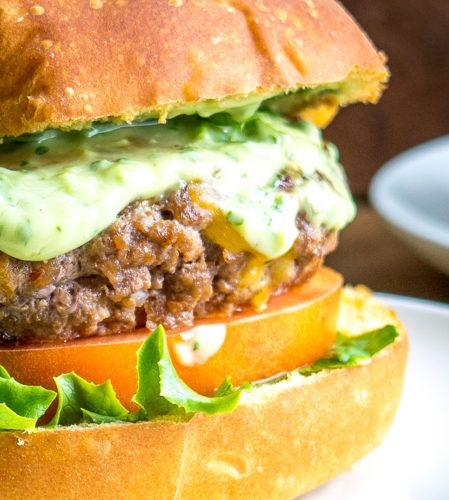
328,0 -> 449,195
324,0 -> 449,301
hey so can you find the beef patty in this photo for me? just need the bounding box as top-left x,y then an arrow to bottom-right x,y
0,186 -> 336,343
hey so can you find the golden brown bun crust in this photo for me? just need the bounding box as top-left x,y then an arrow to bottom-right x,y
0,0 -> 387,136
0,292 -> 408,499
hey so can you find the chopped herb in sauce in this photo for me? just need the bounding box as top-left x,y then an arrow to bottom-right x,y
18,222 -> 33,245
226,211 -> 244,226
273,194 -> 284,209
35,146 -> 49,155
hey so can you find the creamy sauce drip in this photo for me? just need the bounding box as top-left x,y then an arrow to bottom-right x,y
0,113 -> 355,261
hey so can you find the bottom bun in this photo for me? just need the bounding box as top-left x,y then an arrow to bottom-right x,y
0,288 -> 408,500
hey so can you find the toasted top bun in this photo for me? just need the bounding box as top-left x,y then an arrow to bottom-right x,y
0,0 -> 388,137
0,287 -> 407,499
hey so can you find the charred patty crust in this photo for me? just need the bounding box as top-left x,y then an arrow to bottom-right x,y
0,186 -> 335,343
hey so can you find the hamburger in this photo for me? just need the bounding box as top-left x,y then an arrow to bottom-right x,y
0,1 -> 407,498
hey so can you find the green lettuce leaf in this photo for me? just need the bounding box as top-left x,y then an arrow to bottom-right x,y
80,408 -> 145,425
214,378 -> 237,397
133,326 -> 241,418
50,372 -> 129,426
0,323 -> 399,431
0,366 -> 56,430
299,325 -> 399,376
0,404 -> 37,430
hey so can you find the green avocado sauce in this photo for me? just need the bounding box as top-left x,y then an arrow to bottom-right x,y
0,112 -> 355,261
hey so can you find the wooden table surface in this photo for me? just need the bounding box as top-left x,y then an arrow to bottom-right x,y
326,201 -> 449,304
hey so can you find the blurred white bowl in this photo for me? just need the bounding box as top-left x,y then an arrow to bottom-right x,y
369,135 -> 449,276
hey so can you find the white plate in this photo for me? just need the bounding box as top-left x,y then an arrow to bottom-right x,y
369,136 -> 449,275
304,294 -> 449,500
